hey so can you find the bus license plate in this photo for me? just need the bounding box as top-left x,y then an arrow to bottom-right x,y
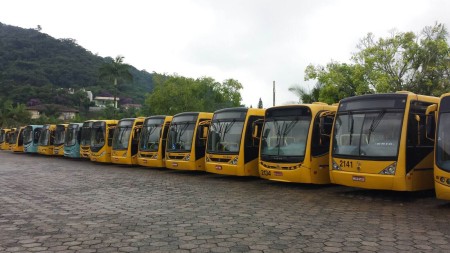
215,165 -> 222,170
274,171 -> 283,176
172,162 -> 178,167
352,176 -> 365,182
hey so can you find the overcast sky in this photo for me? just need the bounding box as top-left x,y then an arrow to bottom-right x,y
1,0 -> 449,107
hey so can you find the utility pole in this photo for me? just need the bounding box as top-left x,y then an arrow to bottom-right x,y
273,81 -> 276,106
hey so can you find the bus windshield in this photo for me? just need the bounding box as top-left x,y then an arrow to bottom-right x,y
207,120 -> 244,153
139,120 -> 164,152
260,117 -> 310,162
167,122 -> 195,152
65,125 -> 78,147
54,126 -> 66,145
23,126 -> 33,144
332,111 -> 403,158
91,123 -> 106,149
112,121 -> 134,150
80,123 -> 92,146
9,131 -> 17,144
38,128 -> 50,146
436,112 -> 450,172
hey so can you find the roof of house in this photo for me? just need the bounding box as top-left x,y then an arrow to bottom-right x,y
26,104 -> 79,113
94,96 -> 120,101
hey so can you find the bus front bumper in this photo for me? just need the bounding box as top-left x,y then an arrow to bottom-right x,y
435,180 -> 450,201
330,170 -> 396,190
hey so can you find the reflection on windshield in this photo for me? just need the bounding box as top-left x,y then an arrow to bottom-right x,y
91,126 -> 106,148
261,118 -> 310,157
54,127 -> 66,145
167,122 -> 195,152
39,129 -> 50,146
65,127 -> 78,146
23,127 -> 33,144
332,111 -> 403,157
207,120 -> 244,153
437,113 -> 450,172
139,124 -> 162,151
9,131 -> 17,144
112,127 -> 132,150
80,126 -> 91,145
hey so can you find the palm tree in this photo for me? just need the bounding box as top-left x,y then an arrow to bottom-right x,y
288,83 -> 323,104
99,56 -> 133,116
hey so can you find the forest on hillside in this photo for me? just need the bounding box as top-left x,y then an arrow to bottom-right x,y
0,22 -> 153,108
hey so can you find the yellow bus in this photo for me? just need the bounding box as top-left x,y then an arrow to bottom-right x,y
426,93 -> 450,200
80,120 -> 96,158
37,124 -> 57,155
0,128 -> 11,150
53,124 -> 68,156
10,127 -> 25,152
330,92 -> 439,191
165,112 -> 213,171
258,103 -> 337,183
205,108 -> 265,176
90,120 -> 118,163
137,116 -> 172,168
111,117 -> 145,165
6,128 -> 17,151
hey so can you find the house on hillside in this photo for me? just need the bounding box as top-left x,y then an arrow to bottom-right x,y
26,104 -> 79,121
91,96 -> 120,110
121,104 -> 142,110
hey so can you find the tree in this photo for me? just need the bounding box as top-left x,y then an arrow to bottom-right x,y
304,23 -> 450,103
304,62 -> 370,104
0,99 -> 31,127
257,98 -> 263,108
143,75 -> 243,115
99,56 -> 133,115
288,83 -> 324,104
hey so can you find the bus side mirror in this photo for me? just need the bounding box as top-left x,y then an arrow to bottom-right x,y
252,125 -> 259,139
425,104 -> 437,141
425,114 -> 436,141
319,112 -> 335,137
415,114 -> 421,122
202,126 -> 208,139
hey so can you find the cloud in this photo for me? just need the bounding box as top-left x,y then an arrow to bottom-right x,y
1,0 -> 449,107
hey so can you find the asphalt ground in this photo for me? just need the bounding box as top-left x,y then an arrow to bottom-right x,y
0,151 -> 449,252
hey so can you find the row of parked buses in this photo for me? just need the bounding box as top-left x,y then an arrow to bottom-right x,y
1,91 -> 449,201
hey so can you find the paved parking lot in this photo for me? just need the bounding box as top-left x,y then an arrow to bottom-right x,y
1,151 -> 450,252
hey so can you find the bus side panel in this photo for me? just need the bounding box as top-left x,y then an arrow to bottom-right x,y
310,154 -> 331,184
409,152 -> 434,190
241,158 -> 258,176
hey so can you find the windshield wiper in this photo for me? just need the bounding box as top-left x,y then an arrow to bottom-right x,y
367,110 -> 386,143
345,112 -> 355,145
222,120 -> 236,141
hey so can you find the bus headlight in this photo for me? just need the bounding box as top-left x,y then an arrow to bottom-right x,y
99,151 -> 105,157
379,162 -> 397,175
152,154 -> 158,159
183,154 -> 191,161
205,155 -> 211,162
122,152 -> 127,157
230,157 -> 238,165
332,161 -> 341,171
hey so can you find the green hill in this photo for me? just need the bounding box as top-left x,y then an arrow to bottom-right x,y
0,22 -> 153,107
